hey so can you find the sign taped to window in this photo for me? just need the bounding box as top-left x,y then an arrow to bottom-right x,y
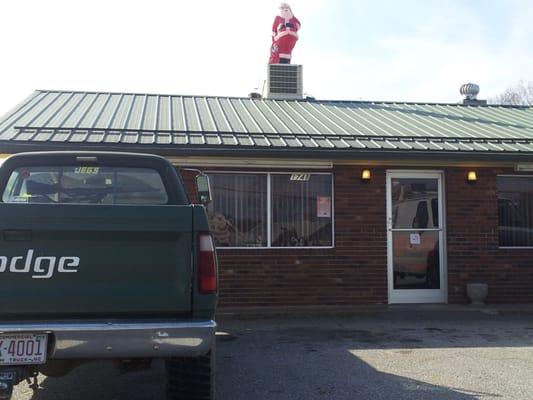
317,196 -> 331,218
410,233 -> 421,245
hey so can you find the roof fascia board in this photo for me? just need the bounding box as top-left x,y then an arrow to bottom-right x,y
167,156 -> 332,169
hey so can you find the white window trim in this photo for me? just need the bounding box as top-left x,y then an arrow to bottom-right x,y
496,174 -> 533,249
206,171 -> 335,250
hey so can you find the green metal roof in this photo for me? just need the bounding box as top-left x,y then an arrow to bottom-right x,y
1,89 -> 533,158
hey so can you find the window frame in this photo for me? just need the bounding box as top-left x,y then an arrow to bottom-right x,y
206,171 -> 335,250
497,174 -> 533,249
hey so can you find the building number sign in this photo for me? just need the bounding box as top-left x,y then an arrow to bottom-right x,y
290,173 -> 311,181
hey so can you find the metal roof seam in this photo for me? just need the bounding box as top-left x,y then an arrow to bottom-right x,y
351,105 -> 404,137
270,100 -> 308,134
212,98 -> 232,132
403,103 -> 476,138
292,101 -> 337,135
248,100 -> 278,133
137,95 -> 148,131
154,95 -> 161,131
179,97 -> 189,132
484,104 -> 533,127
317,103 -> 362,134
120,95 -> 136,130
383,139 -> 399,150
237,98 -> 263,134
0,91 -> 43,134
441,104 -> 532,140
363,104 -> 424,137
90,93 -> 113,129
426,140 -> 443,151
168,96 -> 174,131
207,132 -> 223,145
70,129 -> 90,144
428,104 -> 504,139
384,104 -> 453,138
39,92 -> 78,128
190,97 -> 204,132
203,97 -> 219,132
330,104 -> 371,135
252,134 -> 271,147
305,102 -> 350,134
256,100 -> 291,133
23,91 -> 63,128
285,101 -> 328,134
344,106 -> 392,136
226,99 -> 248,133
105,93 -> 124,130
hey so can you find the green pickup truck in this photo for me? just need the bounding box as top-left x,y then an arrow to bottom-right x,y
0,152 -> 218,399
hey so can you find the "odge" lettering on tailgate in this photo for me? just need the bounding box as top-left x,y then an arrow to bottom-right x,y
0,250 -> 80,279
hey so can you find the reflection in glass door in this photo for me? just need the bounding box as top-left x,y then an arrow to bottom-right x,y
387,171 -> 446,303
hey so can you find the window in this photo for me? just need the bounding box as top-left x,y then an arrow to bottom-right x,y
497,176 -> 533,247
271,174 -> 333,247
207,174 -> 268,247
207,173 -> 333,248
2,166 -> 168,205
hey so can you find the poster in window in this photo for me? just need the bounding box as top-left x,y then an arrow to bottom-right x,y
317,196 -> 331,218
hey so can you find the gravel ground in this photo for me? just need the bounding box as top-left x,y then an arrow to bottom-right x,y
11,308 -> 533,399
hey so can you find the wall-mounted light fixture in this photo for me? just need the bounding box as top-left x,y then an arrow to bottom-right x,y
467,170 -> 477,183
361,169 -> 372,181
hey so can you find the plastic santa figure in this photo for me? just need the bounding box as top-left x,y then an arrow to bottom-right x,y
269,3 -> 301,64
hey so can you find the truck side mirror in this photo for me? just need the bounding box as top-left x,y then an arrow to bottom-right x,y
196,174 -> 212,204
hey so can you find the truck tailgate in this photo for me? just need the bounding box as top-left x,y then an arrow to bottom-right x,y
0,204 -> 194,318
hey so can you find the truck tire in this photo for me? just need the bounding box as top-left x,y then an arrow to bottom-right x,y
165,347 -> 215,400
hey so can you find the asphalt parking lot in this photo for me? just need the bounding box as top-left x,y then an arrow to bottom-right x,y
12,307 -> 533,399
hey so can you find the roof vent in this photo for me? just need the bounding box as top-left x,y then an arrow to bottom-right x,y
460,83 -> 487,105
248,92 -> 262,100
264,64 -> 303,100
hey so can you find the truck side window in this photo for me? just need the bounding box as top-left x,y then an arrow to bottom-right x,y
2,166 -> 168,205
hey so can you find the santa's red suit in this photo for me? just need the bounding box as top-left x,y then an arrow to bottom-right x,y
269,14 -> 301,64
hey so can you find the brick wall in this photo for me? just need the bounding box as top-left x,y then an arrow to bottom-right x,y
181,165 -> 533,307
446,167 -> 533,304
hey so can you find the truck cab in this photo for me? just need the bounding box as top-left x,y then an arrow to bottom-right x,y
0,151 -> 217,400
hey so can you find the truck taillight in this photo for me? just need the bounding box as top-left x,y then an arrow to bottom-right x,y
197,233 -> 218,294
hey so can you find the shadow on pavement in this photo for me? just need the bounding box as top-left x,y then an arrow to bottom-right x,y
215,333 -> 498,400
19,311 -> 531,399
213,312 -> 530,400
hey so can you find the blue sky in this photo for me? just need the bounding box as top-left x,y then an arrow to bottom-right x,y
0,0 -> 532,114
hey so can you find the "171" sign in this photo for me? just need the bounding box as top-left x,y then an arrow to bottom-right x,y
290,173 -> 311,181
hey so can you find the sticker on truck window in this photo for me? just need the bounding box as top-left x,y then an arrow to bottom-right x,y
74,167 -> 100,174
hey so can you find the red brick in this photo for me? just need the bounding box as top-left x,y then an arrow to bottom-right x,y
181,165 -> 533,307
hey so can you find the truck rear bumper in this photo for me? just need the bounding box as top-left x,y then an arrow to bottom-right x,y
0,320 -> 216,359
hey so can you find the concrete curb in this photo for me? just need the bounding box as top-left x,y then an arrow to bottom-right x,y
216,303 -> 533,320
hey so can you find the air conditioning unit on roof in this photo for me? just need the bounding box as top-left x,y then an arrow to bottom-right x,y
264,64 -> 303,100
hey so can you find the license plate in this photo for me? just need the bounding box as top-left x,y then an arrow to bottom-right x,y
0,333 -> 47,365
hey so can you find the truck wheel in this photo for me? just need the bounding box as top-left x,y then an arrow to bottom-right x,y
165,348 -> 215,400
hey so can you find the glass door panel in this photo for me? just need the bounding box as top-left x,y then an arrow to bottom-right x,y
387,172 -> 446,304
391,178 -> 439,229
392,231 -> 440,289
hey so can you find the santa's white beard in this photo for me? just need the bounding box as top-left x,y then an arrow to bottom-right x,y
279,9 -> 293,20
